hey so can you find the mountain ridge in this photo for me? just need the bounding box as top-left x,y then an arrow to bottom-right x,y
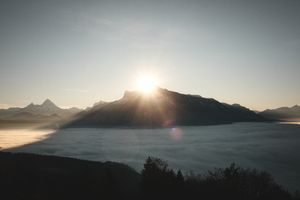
0,99 -> 82,128
260,105 -> 300,121
65,87 -> 267,128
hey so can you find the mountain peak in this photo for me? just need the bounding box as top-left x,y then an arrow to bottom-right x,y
42,99 -> 57,107
24,102 -> 35,109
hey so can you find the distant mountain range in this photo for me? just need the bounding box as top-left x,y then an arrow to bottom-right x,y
65,87 -> 266,128
0,99 -> 82,128
260,105 -> 300,121
3,88 -> 297,129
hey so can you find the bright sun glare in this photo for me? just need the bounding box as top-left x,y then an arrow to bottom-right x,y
137,75 -> 157,94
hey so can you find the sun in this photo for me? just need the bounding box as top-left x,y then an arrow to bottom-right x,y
137,75 -> 157,94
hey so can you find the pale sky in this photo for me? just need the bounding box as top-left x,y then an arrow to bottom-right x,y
0,0 -> 299,111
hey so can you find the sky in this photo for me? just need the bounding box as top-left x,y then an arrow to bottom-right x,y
0,0 -> 299,111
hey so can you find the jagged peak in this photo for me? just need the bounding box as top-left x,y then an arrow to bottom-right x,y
43,98 -> 53,104
42,98 -> 54,105
41,99 -> 59,108
25,102 -> 35,108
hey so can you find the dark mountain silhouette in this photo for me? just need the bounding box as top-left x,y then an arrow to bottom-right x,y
85,100 -> 109,111
0,99 -> 82,128
66,87 -> 266,128
260,105 -> 300,121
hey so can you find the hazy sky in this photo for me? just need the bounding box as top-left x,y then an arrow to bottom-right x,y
0,0 -> 299,110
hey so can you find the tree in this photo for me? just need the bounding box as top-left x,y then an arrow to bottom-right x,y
141,157 -> 179,199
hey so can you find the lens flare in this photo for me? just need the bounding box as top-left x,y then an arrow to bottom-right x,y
170,127 -> 183,140
137,75 -> 157,94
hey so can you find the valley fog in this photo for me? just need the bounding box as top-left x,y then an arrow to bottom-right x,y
1,122 -> 300,191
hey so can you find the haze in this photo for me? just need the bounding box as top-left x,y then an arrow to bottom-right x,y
0,0 -> 299,110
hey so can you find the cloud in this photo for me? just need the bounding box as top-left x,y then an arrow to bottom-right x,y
10,124 -> 300,191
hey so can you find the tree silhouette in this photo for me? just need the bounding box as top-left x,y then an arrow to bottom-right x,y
141,157 -> 296,200
141,157 -> 183,199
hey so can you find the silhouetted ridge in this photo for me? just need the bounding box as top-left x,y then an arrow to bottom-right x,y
65,87 -> 266,128
0,152 -> 140,200
260,105 -> 300,121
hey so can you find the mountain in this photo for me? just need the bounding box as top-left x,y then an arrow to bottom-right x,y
0,99 -> 82,128
21,99 -> 80,118
22,99 -> 62,115
260,105 -> 300,121
66,87 -> 266,128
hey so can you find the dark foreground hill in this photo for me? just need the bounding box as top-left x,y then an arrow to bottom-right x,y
66,87 -> 266,128
0,152 -> 298,200
0,152 -> 140,200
